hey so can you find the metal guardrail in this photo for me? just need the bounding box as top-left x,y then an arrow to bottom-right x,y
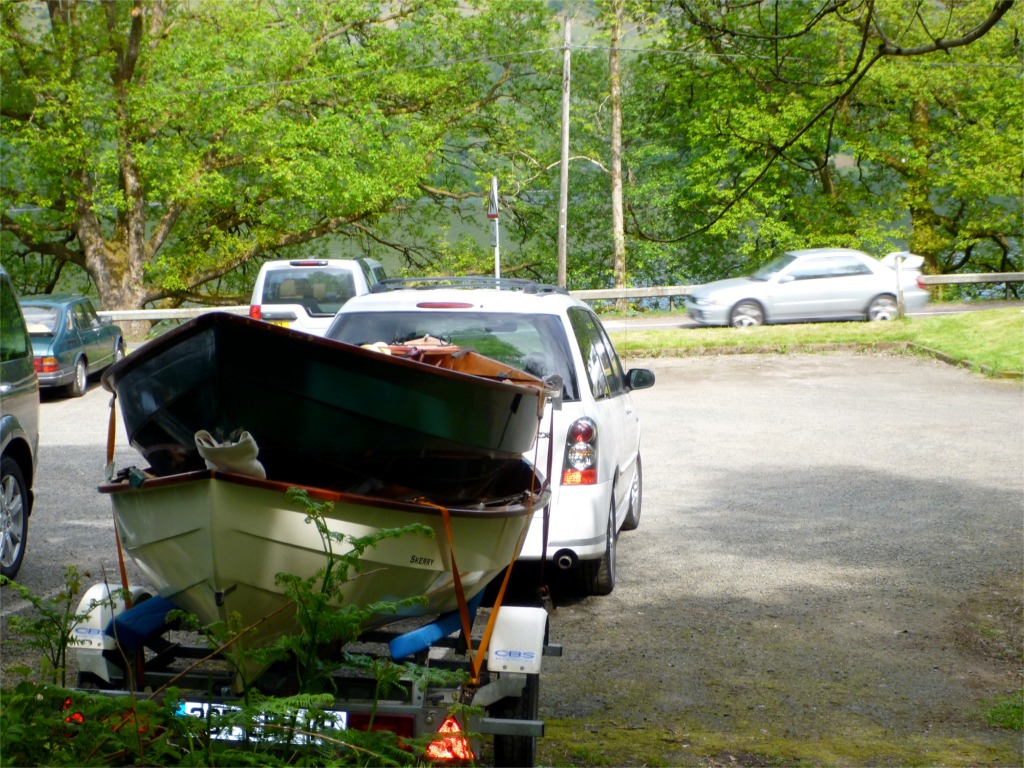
96,273 -> 1022,323
917,272 -> 1024,285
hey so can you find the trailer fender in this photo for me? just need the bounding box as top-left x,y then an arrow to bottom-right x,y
487,606 -> 547,675
71,583 -> 151,684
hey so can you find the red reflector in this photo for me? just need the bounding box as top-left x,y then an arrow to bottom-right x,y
568,420 -> 595,443
348,712 -> 416,739
562,468 -> 598,486
248,305 -> 262,320
416,302 -> 474,309
425,715 -> 475,763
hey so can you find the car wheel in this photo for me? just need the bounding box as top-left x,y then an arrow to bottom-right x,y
730,301 -> 764,328
67,357 -> 88,397
867,295 -> 898,321
582,500 -> 617,596
621,454 -> 642,532
0,456 -> 29,579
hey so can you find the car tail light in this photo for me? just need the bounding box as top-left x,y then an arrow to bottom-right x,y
248,305 -> 262,320
562,418 -> 598,486
416,302 -> 474,309
288,260 -> 328,267
916,276 -> 926,290
35,356 -> 59,373
425,715 -> 475,763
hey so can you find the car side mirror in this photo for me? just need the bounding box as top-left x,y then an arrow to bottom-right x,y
626,368 -> 655,391
778,274 -> 795,284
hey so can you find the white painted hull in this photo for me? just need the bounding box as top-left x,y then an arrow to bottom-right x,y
101,469 -> 543,653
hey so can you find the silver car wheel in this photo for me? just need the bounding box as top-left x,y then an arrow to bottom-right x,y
68,357 -> 88,397
730,301 -> 764,328
867,295 -> 898,321
0,457 -> 28,578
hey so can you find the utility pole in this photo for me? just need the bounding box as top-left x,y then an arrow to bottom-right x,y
557,16 -> 571,288
609,0 -> 627,313
487,176 -> 500,278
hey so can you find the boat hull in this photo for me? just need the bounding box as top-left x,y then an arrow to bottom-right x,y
100,312 -> 546,488
100,468 -> 545,655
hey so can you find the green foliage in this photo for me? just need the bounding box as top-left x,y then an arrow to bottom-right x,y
610,0 -> 1022,282
269,488 -> 432,695
0,564 -> 111,688
1,0 -> 1016,319
0,491 -> 472,765
0,0 -> 556,307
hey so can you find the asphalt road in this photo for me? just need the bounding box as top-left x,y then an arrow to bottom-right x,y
600,299 -> 1021,331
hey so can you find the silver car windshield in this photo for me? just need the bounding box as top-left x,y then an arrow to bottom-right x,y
750,253 -> 799,282
328,310 -> 580,401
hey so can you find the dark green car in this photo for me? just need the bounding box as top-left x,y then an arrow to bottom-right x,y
19,295 -> 125,398
1,266 -> 39,579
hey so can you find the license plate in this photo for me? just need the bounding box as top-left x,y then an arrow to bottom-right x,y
178,700 -> 347,743
268,320 -> 290,329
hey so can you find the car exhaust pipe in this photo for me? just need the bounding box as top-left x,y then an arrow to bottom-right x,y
553,549 -> 578,570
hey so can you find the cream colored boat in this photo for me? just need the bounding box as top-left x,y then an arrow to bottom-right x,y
99,465 -> 547,658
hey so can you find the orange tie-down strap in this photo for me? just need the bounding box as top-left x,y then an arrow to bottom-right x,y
106,394 -> 134,610
416,486 -> 536,689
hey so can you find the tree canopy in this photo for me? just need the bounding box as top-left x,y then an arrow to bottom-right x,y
1,0 -> 1019,308
1,0 -> 556,309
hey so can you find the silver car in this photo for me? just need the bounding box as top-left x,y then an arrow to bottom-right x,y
683,248 -> 930,328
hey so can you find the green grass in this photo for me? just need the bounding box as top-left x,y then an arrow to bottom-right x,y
983,691 -> 1024,730
609,307 -> 1024,376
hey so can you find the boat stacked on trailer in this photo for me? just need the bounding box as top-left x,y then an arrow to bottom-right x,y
91,312 -> 553,668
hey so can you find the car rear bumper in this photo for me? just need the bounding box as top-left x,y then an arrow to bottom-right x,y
36,369 -> 75,388
518,481 -> 611,563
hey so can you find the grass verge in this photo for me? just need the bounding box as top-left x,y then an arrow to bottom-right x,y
609,307 -> 1024,377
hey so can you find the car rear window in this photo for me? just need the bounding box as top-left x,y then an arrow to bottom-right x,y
20,306 -> 59,334
260,269 -> 358,316
329,310 -> 580,401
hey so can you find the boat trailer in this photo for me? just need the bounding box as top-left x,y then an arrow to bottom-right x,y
71,584 -> 561,767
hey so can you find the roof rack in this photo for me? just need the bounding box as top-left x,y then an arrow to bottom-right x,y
370,276 -> 569,295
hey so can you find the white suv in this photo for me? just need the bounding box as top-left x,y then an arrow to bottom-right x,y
325,277 -> 655,595
248,258 -> 387,336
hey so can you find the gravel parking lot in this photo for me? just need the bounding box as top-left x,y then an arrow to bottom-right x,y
535,352 -> 1023,766
2,350 -> 1022,766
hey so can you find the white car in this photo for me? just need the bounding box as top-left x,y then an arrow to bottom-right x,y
248,258 -> 387,336
683,248 -> 930,327
325,277 -> 655,595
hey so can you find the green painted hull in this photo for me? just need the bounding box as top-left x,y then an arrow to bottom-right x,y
101,312 -> 546,494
